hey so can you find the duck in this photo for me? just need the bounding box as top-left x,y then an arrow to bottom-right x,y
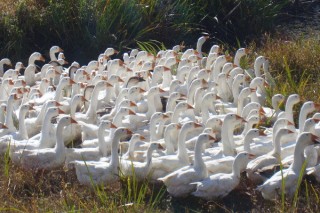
72,128 -> 132,186
258,132 -> 320,200
191,152 -> 255,200
13,116 -> 77,170
158,134 -> 216,197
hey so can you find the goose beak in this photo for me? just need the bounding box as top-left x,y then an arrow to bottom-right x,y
314,103 -> 320,110
313,118 -> 320,123
259,130 -> 267,136
58,108 -> 65,114
264,81 -> 269,87
40,55 -> 46,62
81,96 -> 88,102
0,123 -> 8,129
208,135 -> 217,141
259,107 -> 266,115
106,82 -> 113,87
216,95 -> 222,100
69,79 -> 76,85
128,110 -> 136,115
110,123 -> 117,128
119,60 -> 125,66
130,101 -> 137,107
288,130 -> 295,134
13,94 -> 21,100
9,79 -> 14,85
233,64 -> 238,68
164,67 -> 171,72
163,114 -> 170,119
248,153 -> 256,159
311,134 -> 320,143
126,129 -> 133,135
140,135 -> 146,140
58,47 -> 64,52
245,48 -> 250,54
226,55 -> 233,62
118,78 -> 125,83
157,143 -> 165,150
114,49 -> 119,54
139,88 -> 146,93
55,101 -> 63,107
235,115 -> 246,123
287,121 -> 295,126
177,124 -> 182,129
250,88 -> 256,93
187,104 -> 194,110
159,88 -> 166,93
194,123 -> 203,128
70,117 -> 78,124
29,105 -> 35,111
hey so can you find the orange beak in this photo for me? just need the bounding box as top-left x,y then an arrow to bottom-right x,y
130,101 -> 137,107
128,110 -> 136,115
194,123 -> 203,128
126,129 -> 133,135
248,153 -> 256,159
140,135 -> 146,140
110,123 -> 117,128
70,117 -> 78,124
58,108 -> 65,114
187,104 -> 194,109
259,130 -> 267,136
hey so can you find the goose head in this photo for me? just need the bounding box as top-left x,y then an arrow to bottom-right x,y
104,48 -> 119,57
253,56 -> 266,77
235,48 -> 249,61
172,44 -> 185,53
222,63 -> 235,74
28,52 -> 45,65
303,118 -> 320,133
249,77 -> 268,89
272,94 -> 285,110
233,152 -> 255,174
286,94 -> 301,108
209,45 -> 220,54
50,46 -> 63,54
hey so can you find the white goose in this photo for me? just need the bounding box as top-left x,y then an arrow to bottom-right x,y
13,116 -> 77,170
72,128 -> 132,186
150,122 -> 203,180
191,152 -> 254,200
120,143 -> 163,180
258,132 -> 320,200
158,134 -> 216,197
246,128 -> 295,184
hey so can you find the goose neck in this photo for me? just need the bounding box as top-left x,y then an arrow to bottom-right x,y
5,99 -> 15,130
177,126 -> 190,163
54,120 -> 66,153
18,108 -> 29,140
109,131 -> 122,167
193,137 -> 207,172
221,119 -> 236,156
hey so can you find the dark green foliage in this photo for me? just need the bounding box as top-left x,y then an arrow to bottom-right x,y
0,0 -> 290,64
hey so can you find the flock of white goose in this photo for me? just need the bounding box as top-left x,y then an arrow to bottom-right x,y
0,36 -> 320,201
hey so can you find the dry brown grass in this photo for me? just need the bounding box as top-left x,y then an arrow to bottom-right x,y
253,33 -> 320,102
